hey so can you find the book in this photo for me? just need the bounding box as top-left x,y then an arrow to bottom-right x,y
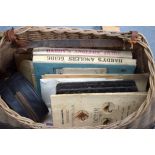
40,74 -> 148,107
33,48 -> 133,58
55,68 -> 107,74
51,92 -> 147,128
57,80 -> 137,89
33,55 -> 136,65
40,78 -> 111,107
56,80 -> 138,94
42,73 -> 149,92
33,55 -> 136,93
56,86 -> 138,94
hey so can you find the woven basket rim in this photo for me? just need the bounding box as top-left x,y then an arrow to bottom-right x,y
0,26 -> 155,129
14,26 -> 140,39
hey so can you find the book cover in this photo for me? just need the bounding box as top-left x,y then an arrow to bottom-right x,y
33,48 -> 133,58
51,92 -> 147,128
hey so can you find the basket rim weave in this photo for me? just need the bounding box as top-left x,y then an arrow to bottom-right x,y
0,26 -> 155,129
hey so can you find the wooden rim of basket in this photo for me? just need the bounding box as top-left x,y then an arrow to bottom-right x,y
0,26 -> 155,129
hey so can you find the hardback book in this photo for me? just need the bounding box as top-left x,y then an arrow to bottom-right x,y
57,80 -> 137,89
33,55 -> 136,93
51,92 -> 147,128
40,74 -> 148,107
40,78 -> 110,107
42,73 -> 148,92
33,55 -> 136,65
56,86 -> 137,94
56,80 -> 138,94
55,68 -> 107,74
33,48 -> 133,58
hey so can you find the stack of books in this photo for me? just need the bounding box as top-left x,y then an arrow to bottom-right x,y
32,48 -> 148,128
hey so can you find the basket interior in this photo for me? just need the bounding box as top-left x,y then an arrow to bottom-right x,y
0,29 -> 151,128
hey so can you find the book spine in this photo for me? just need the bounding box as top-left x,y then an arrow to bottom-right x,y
33,55 -> 136,66
33,48 -> 132,58
56,86 -> 138,94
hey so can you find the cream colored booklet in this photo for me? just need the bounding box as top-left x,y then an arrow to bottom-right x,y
51,92 -> 147,128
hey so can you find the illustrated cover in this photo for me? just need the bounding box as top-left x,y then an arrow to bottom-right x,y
51,92 -> 147,128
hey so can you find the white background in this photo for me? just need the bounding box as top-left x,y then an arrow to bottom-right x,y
0,0 -> 155,155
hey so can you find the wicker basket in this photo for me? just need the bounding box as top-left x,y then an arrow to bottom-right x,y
0,26 -> 155,129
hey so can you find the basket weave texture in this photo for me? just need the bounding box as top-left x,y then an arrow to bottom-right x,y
0,26 -> 155,129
